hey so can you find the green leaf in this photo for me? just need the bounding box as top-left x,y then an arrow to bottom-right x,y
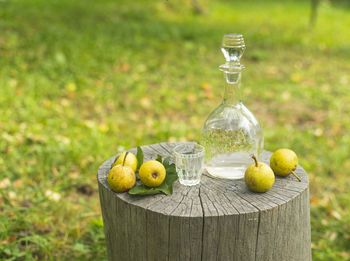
136,146 -> 144,169
128,184 -> 163,195
89,217 -> 104,228
163,156 -> 170,166
128,181 -> 171,196
163,159 -> 177,194
156,154 -> 162,163
156,181 -> 171,195
165,166 -> 177,184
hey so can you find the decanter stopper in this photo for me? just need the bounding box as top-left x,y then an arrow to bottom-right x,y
221,33 -> 245,63
220,34 -> 245,84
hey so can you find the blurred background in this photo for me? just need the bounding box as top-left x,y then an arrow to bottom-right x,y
0,0 -> 350,260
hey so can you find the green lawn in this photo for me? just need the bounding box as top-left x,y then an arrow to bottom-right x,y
1,0 -> 350,260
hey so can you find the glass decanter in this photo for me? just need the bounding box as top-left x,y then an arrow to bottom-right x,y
201,34 -> 263,180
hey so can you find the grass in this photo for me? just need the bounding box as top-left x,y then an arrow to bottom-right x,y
0,0 -> 350,259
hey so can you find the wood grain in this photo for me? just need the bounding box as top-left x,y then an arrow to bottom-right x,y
98,142 -> 311,261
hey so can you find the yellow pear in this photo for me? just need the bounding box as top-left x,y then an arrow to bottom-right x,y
270,148 -> 301,182
108,152 -> 136,192
244,156 -> 275,193
139,160 -> 166,187
113,151 -> 138,172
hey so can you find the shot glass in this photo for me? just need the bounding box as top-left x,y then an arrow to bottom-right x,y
173,143 -> 205,186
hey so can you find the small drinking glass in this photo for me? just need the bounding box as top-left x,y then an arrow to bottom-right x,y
173,143 -> 205,186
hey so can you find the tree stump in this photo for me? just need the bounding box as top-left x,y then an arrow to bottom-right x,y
97,142 -> 311,261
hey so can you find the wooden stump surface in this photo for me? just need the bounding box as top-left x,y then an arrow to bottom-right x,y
98,142 -> 311,261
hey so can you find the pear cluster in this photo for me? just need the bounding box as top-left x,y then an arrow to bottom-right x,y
108,152 -> 166,193
108,152 -> 137,192
244,148 -> 301,193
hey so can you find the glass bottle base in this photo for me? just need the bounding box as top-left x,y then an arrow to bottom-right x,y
179,179 -> 201,186
205,166 -> 245,180
203,152 -> 257,180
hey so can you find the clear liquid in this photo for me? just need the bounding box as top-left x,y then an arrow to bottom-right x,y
205,152 -> 252,179
201,128 -> 262,180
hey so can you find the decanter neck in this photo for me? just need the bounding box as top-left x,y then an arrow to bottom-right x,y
219,34 -> 246,106
223,71 -> 242,105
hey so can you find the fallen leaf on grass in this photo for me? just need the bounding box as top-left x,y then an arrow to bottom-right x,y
329,232 -> 337,241
65,82 -> 76,92
201,82 -> 212,91
13,179 -> 22,188
2,133 -> 14,143
339,252 -> 350,258
168,137 -> 176,142
52,167 -> 59,176
98,123 -> 109,133
9,79 -> 18,87
43,99 -> 52,107
0,235 -> 17,246
34,224 -> 52,234
84,120 -> 96,129
330,210 -> 342,220
266,66 -> 279,75
140,97 -> 151,109
60,98 -> 70,107
313,128 -> 323,137
281,91 -> 291,101
67,92 -> 76,99
145,118 -> 154,127
8,191 -> 16,199
45,190 -> 61,202
340,75 -> 348,85
69,171 -> 80,179
0,178 -> 11,189
202,82 -> 213,99
3,146 -> 10,154
290,73 -> 302,83
186,93 -> 197,103
310,196 -> 320,206
121,63 -> 130,72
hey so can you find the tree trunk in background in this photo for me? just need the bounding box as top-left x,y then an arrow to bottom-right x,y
310,0 -> 320,27
191,0 -> 205,14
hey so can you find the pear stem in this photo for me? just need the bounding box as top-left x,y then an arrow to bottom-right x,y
252,155 -> 258,167
291,170 -> 302,182
122,152 -> 129,166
